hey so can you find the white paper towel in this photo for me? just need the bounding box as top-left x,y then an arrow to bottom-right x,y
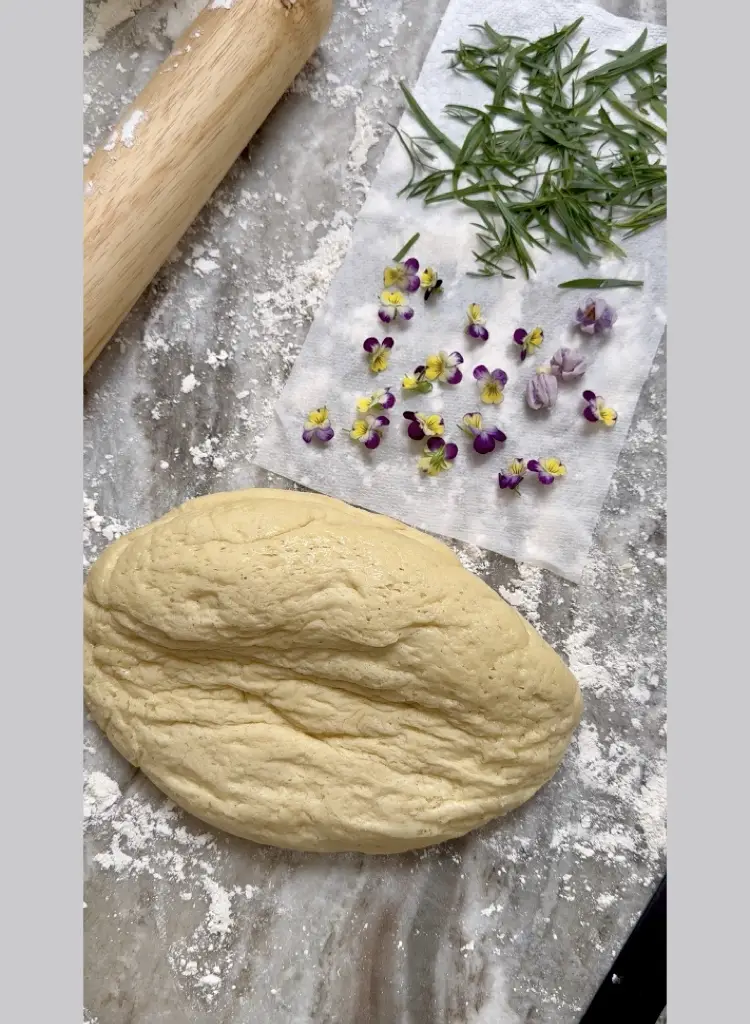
254,0 -> 667,582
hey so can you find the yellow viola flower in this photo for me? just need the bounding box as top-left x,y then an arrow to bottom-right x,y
363,336 -> 394,373
528,458 -> 566,485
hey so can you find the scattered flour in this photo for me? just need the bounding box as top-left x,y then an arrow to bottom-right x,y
84,0 -> 151,56
348,107 -> 380,173
83,493 -> 129,566
253,212 -> 353,332
84,772 -> 121,821
85,783 -> 242,1005
181,372 -> 199,393
120,109 -> 145,147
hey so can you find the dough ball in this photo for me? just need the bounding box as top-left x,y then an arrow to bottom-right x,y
84,489 -> 582,853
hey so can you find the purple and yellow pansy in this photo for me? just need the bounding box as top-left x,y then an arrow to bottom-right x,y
401,365 -> 433,394
302,407 -> 334,444
425,350 -> 464,385
383,257 -> 421,293
576,297 -> 617,335
363,336 -> 394,373
528,457 -> 567,484
498,458 -> 527,492
378,289 -> 415,323
582,390 -> 617,426
459,412 -> 506,455
350,414 -> 390,449
356,388 -> 396,415
473,364 -> 508,404
420,266 -> 442,301
403,411 -> 445,441
513,326 -> 544,361
418,436 -> 458,476
465,303 -> 489,341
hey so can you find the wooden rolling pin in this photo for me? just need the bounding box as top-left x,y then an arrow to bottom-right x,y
83,0 -> 333,373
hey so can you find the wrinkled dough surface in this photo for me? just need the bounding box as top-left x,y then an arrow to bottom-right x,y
84,489 -> 582,853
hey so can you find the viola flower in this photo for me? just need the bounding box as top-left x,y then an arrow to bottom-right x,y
513,326 -> 544,361
425,350 -> 464,384
356,388 -> 396,415
363,336 -> 394,373
582,390 -> 618,426
384,257 -> 420,293
549,346 -> 588,381
498,458 -> 527,492
350,414 -> 390,449
459,412 -> 507,455
473,364 -> 508,404
401,366 -> 433,394
465,303 -> 489,341
302,407 -> 334,444
576,297 -> 617,335
528,457 -> 567,485
418,436 -> 458,476
403,411 -> 444,441
525,367 -> 559,410
420,266 -> 443,301
378,289 -> 414,323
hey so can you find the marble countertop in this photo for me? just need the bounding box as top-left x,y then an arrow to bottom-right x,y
83,2 -> 667,1022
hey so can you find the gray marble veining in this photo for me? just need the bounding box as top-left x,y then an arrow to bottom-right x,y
83,2 -> 667,1021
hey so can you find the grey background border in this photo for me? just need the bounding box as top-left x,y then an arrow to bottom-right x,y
2,2 -> 83,1021
668,0 -> 748,1021
3,1 -> 748,1021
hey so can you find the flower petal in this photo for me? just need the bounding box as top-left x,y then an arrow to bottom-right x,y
473,433 -> 495,455
527,459 -> 541,473
382,336 -> 394,349
583,406 -> 598,423
401,307 -> 415,320
316,426 -> 334,442
473,364 -> 488,381
426,436 -> 444,452
364,433 -> 381,450
378,310 -> 394,323
488,427 -> 507,443
445,367 -> 463,384
302,429 -> 314,443
513,328 -> 527,343
444,443 -> 458,461
492,369 -> 508,386
407,420 -> 424,440
404,257 -> 419,273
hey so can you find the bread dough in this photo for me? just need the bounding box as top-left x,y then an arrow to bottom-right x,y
84,489 -> 582,853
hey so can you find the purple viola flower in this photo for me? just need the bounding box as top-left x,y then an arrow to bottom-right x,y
525,368 -> 559,410
473,364 -> 508,404
498,458 -> 527,492
582,390 -> 618,426
356,388 -> 395,415
576,296 -> 617,335
549,346 -> 588,380
528,457 -> 567,484
425,350 -> 464,385
378,289 -> 414,323
302,407 -> 334,444
465,303 -> 489,341
384,257 -> 421,293
350,414 -> 389,449
513,326 -> 544,362
363,335 -> 394,373
403,411 -> 445,441
459,412 -> 507,455
418,436 -> 459,476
